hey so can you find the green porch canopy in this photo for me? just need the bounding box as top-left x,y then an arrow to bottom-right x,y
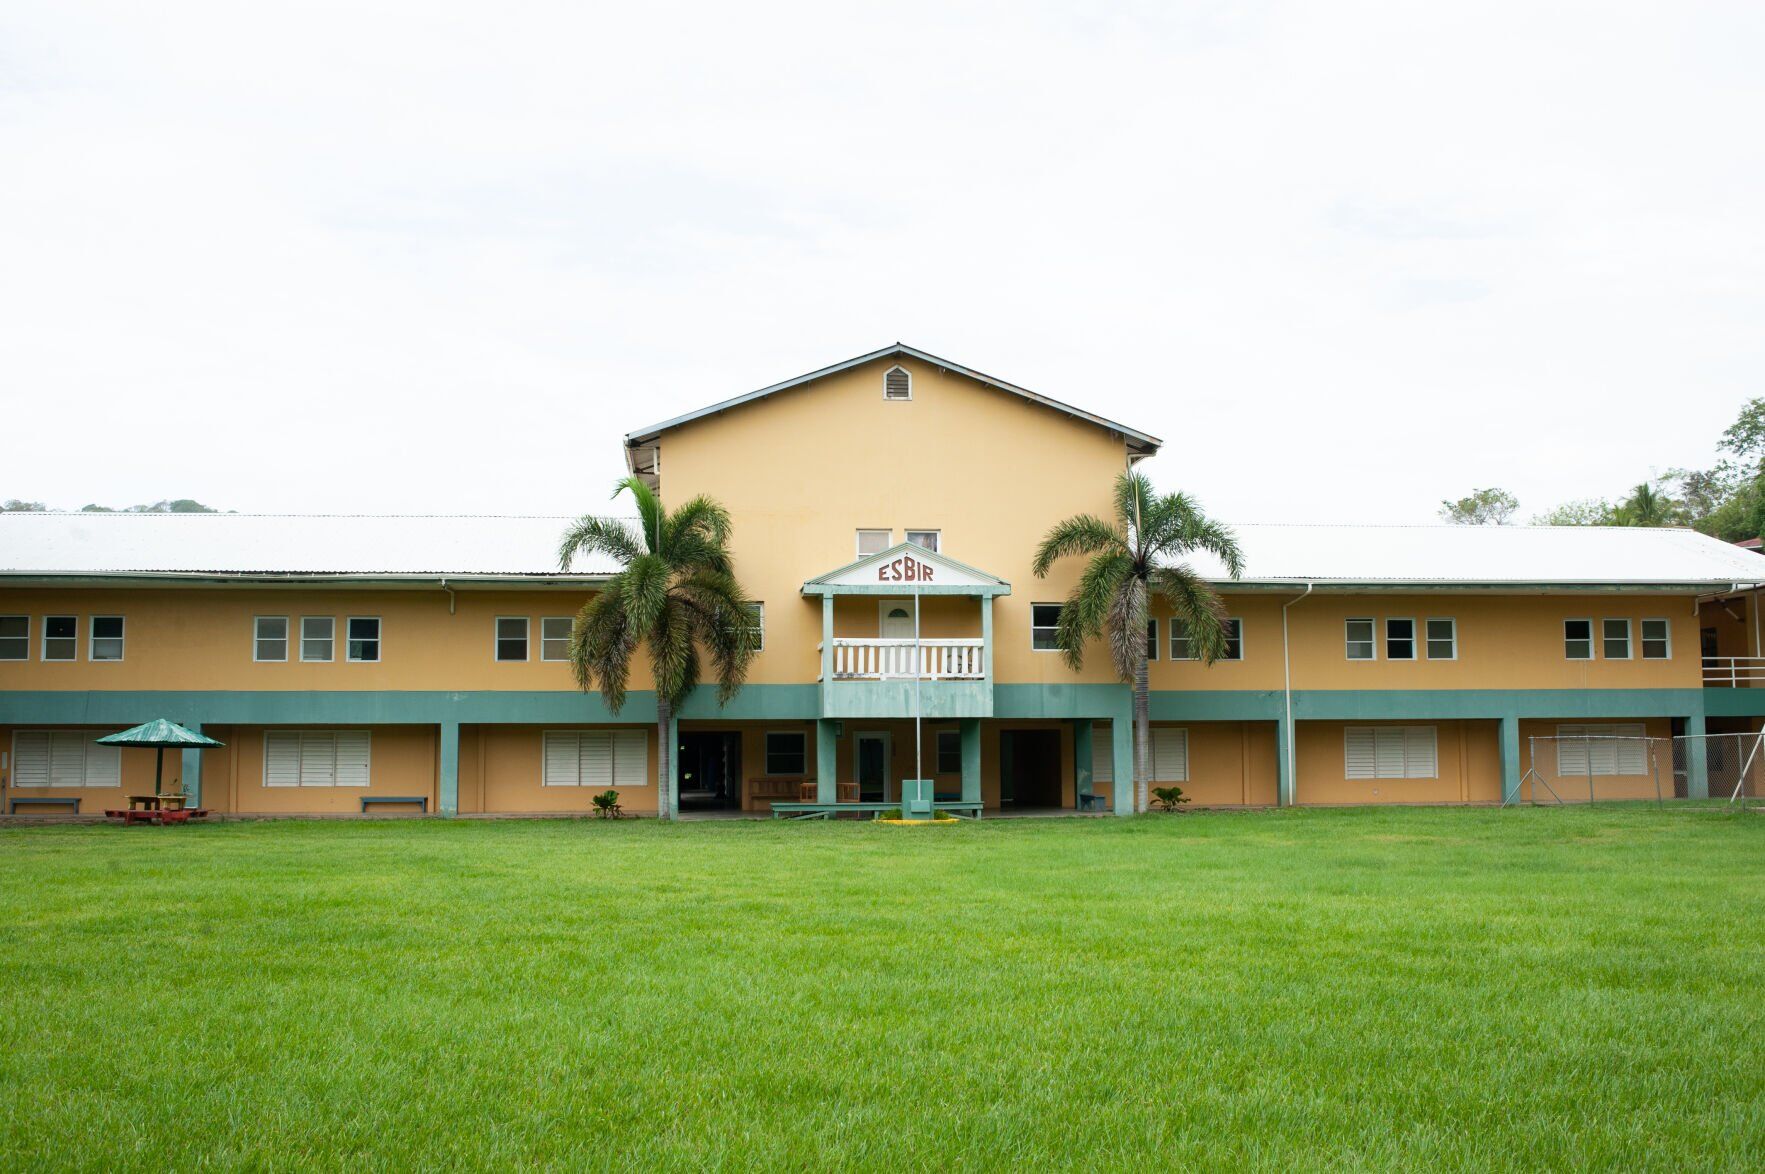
96,719 -> 225,797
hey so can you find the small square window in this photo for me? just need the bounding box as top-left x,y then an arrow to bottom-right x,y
905,530 -> 939,553
936,729 -> 962,774
301,616 -> 334,662
496,617 -> 529,661
90,616 -> 124,661
1640,618 -> 1671,660
856,529 -> 892,557
1345,618 -> 1375,660
1565,619 -> 1593,660
254,616 -> 288,662
1602,618 -> 1631,660
0,616 -> 26,661
541,617 -> 572,661
1169,618 -> 1240,660
1425,618 -> 1456,660
765,731 -> 806,775
347,617 -> 381,662
1031,603 -> 1063,651
43,616 -> 77,661
1146,619 -> 1159,661
1386,619 -> 1416,661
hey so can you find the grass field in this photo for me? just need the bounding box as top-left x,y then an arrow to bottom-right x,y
2,807 -> 1763,1169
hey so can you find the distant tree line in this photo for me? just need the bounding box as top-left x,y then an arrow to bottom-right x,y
2,499 -> 226,514
1442,398 -> 1765,539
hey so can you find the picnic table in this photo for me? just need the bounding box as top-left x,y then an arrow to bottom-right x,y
105,804 -> 209,826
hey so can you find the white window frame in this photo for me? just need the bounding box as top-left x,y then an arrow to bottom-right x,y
763,730 -> 807,776
1146,619 -> 1159,662
0,615 -> 27,661
42,615 -> 77,662
746,602 -> 765,653
346,616 -> 381,663
1601,618 -> 1632,661
936,728 -> 962,774
11,730 -> 121,788
1564,618 -> 1594,661
253,615 -> 289,663
1385,617 -> 1417,661
1424,617 -> 1457,661
1031,603 -> 1063,651
856,529 -> 892,557
1222,618 -> 1244,662
495,616 -> 530,662
882,364 -> 912,400
1344,726 -> 1439,780
1640,618 -> 1672,660
540,617 -> 572,662
1345,618 -> 1376,661
541,729 -> 649,788
89,616 -> 125,662
905,529 -> 940,553
300,616 -> 335,663
263,729 -> 372,788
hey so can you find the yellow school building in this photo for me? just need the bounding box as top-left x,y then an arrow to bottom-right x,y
3,344 -> 1762,817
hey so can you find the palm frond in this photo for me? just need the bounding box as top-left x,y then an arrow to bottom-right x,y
1152,564 -> 1231,663
1032,514 -> 1124,578
666,495 -> 733,552
648,597 -> 700,709
557,515 -> 644,572
1113,470 -> 1155,541
1148,490 -> 1245,578
1054,549 -> 1132,672
612,475 -> 665,554
1105,572 -> 1148,681
675,568 -> 757,703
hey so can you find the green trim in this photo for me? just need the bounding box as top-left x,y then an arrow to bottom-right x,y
1149,688 -> 1711,722
815,718 -> 838,804
1685,713 -> 1709,799
1072,719 -> 1094,799
959,718 -> 981,805
1498,715 -> 1521,805
818,680 -> 992,719
1701,689 -> 1765,718
438,720 -> 460,815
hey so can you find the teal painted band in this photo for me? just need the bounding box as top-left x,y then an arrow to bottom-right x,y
1701,689 -> 1765,718
1149,688 -> 1711,722
819,679 -> 991,719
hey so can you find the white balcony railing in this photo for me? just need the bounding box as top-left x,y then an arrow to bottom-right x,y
823,638 -> 985,681
1704,656 -> 1765,687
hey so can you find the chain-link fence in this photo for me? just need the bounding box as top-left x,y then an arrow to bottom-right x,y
1519,732 -> 1765,807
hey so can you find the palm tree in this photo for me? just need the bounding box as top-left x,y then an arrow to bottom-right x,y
559,476 -> 757,820
1032,471 -> 1243,813
1616,482 -> 1673,527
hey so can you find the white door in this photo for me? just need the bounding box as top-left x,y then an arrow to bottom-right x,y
879,599 -> 915,639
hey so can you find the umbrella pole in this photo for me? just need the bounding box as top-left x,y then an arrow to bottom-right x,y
155,747 -> 164,797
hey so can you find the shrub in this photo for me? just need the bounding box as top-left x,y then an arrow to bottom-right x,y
1151,785 -> 1189,812
591,789 -> 623,819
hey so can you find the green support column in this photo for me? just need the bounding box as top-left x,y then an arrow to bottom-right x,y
1111,709 -> 1134,815
820,596 -> 834,686
1276,712 -> 1294,807
1499,714 -> 1521,805
981,596 -> 994,691
666,713 -> 680,819
1072,719 -> 1094,806
1686,712 -> 1709,800
816,718 -> 839,803
960,717 -> 981,805
179,721 -> 204,806
438,719 -> 459,815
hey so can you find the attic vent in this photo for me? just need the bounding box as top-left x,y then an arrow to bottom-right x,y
883,366 -> 911,400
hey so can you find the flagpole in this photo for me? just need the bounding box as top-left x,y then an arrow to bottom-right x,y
914,577 -> 923,786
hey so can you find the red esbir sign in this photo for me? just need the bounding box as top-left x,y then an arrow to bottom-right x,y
877,555 -> 935,583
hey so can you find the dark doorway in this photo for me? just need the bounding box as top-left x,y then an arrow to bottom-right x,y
999,729 -> 1062,808
678,731 -> 742,811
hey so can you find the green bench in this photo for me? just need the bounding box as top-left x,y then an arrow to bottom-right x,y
9,796 -> 81,814
360,796 -> 429,813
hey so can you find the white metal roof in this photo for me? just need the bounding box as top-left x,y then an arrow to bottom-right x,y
1181,523 -> 1765,589
0,513 -> 1757,590
0,513 -> 623,581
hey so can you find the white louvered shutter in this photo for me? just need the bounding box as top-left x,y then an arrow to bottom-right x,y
543,733 -> 580,787
13,733 -> 51,787
1371,728 -> 1406,779
1345,728 -> 1377,779
265,732 -> 303,787
1090,732 -> 1113,785
1403,727 -> 1438,779
1151,728 -> 1188,782
85,742 -> 121,787
579,733 -> 614,789
299,732 -> 336,787
1556,725 -> 1589,776
612,730 -> 647,788
334,731 -> 370,787
50,733 -> 87,788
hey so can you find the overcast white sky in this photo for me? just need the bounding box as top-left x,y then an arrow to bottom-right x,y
2,2 -> 1761,523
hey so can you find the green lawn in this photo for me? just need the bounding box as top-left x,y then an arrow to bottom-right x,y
2,808 -> 1762,1170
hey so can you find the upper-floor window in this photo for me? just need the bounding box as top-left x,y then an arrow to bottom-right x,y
937,729 -> 962,774
496,617 -> 529,661
43,616 -> 76,661
301,617 -> 334,662
1031,603 -> 1063,651
89,616 -> 124,661
883,365 -> 912,400
1146,619 -> 1158,661
541,617 -> 572,661
1564,619 -> 1593,660
906,530 -> 939,553
1602,619 -> 1631,660
0,616 -> 29,660
1425,618 -> 1457,660
347,617 -> 381,662
1170,618 -> 1243,661
254,616 -> 288,662
856,529 -> 891,557
1640,618 -> 1671,660
1345,618 -> 1375,660
1385,618 -> 1416,661
745,603 -> 765,652
764,730 -> 805,775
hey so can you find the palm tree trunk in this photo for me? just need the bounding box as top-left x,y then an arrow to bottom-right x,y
1133,648 -> 1150,814
657,694 -> 673,821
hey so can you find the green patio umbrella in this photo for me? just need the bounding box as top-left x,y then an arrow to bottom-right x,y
96,719 -> 225,798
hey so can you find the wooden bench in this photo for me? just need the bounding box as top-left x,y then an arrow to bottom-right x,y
360,796 -> 429,813
9,796 -> 80,814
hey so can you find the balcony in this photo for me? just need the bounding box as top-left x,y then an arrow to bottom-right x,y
1704,657 -> 1765,687
824,638 -> 984,681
